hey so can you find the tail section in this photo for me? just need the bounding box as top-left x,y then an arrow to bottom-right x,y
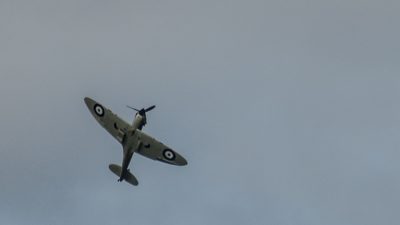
109,164 -> 139,186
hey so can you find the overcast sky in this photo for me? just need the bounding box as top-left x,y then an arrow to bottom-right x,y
1,0 -> 400,224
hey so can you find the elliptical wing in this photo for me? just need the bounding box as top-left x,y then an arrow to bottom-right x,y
84,97 -> 132,143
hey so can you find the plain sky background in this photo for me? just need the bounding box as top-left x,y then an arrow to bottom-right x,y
1,0 -> 400,224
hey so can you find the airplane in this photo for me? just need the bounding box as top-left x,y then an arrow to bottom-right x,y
84,97 -> 187,186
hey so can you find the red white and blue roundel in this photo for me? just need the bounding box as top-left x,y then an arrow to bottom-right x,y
93,104 -> 105,117
163,149 -> 176,160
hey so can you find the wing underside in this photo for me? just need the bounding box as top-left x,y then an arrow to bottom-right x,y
132,130 -> 187,166
84,97 -> 131,143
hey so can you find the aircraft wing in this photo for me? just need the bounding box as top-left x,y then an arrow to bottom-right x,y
133,129 -> 188,166
84,97 -> 131,143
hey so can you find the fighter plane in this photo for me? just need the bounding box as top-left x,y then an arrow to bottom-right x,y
84,97 -> 187,186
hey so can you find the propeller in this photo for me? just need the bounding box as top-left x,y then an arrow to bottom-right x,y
126,105 -> 156,129
126,105 -> 156,116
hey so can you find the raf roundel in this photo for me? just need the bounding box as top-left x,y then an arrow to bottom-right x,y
93,104 -> 105,117
163,149 -> 176,160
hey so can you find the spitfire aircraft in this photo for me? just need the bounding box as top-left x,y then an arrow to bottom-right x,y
84,97 -> 187,186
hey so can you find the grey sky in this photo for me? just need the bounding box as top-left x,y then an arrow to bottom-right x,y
1,0 -> 399,224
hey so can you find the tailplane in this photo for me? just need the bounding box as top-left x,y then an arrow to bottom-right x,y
109,164 -> 139,186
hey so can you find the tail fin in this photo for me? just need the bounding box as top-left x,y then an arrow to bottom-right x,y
109,164 -> 139,186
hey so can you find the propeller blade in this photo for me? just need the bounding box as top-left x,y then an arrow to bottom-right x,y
145,105 -> 156,112
126,105 -> 140,112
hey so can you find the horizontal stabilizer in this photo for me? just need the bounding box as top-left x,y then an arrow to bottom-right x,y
108,164 -> 139,186
125,171 -> 139,186
109,164 -> 122,177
